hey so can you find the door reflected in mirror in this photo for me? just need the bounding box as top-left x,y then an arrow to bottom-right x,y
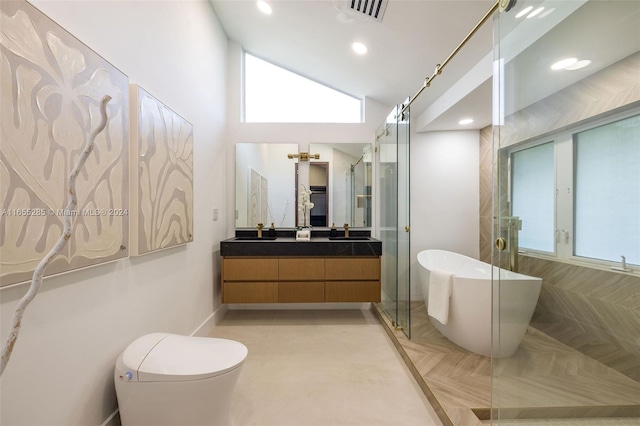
309,143 -> 372,228
309,162 -> 328,226
235,143 -> 298,228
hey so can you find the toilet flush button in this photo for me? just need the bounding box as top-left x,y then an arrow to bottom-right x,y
120,371 -> 133,381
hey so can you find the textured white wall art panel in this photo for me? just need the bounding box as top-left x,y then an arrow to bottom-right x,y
129,84 -> 193,255
0,0 -> 129,286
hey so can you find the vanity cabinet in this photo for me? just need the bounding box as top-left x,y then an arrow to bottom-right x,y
221,257 -> 381,304
222,258 -> 278,303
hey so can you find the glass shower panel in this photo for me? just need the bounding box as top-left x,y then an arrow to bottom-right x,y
375,103 -> 411,338
396,101 -> 411,336
348,163 -> 355,226
349,144 -> 373,228
362,144 -> 373,227
376,107 -> 399,326
492,1 -> 640,424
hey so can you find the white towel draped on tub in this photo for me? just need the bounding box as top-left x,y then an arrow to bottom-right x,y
428,268 -> 453,325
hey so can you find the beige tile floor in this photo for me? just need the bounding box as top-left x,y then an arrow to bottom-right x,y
207,308 -> 443,426
373,302 -> 640,426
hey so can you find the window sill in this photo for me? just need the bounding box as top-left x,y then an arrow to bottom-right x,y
518,251 -> 640,278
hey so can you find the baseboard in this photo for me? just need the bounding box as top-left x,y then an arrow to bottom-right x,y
227,302 -> 372,310
101,410 -> 120,426
192,303 -> 229,337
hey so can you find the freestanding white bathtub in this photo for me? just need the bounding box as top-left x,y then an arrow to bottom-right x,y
417,249 -> 542,358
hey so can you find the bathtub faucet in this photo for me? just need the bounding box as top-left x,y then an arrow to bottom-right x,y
496,216 -> 522,272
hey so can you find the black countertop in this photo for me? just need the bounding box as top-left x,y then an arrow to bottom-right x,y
221,236 -> 382,257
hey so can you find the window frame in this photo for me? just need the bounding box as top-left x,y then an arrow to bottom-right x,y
508,139 -> 558,257
507,106 -> 640,275
241,51 -> 364,124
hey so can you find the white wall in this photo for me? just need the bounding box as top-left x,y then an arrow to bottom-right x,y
0,1 -> 228,425
410,130 -> 480,300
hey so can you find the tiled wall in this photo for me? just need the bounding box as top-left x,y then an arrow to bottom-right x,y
479,127 -> 492,265
479,52 -> 640,381
519,256 -> 640,382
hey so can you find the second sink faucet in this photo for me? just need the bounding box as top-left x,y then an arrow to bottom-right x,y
257,223 -> 263,238
343,223 -> 349,238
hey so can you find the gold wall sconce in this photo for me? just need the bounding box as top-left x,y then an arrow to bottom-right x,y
287,152 -> 320,161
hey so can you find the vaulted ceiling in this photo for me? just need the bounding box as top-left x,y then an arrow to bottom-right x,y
210,0 -> 639,131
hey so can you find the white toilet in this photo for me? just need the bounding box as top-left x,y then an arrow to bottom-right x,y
114,333 -> 248,426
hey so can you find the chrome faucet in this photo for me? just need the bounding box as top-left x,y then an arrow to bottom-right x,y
257,223 -> 263,239
343,223 -> 349,238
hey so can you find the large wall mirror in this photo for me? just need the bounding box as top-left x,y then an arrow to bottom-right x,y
235,143 -> 298,228
235,142 -> 372,229
309,143 -> 372,228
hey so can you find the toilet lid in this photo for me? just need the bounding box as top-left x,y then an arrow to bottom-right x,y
125,333 -> 248,382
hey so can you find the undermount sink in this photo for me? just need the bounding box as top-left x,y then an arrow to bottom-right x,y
328,236 -> 371,240
234,237 -> 277,241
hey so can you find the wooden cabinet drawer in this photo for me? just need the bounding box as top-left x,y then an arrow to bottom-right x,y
278,282 -> 325,303
279,258 -> 324,280
222,256 -> 381,304
325,258 -> 380,280
223,258 -> 278,281
325,281 -> 381,302
223,282 -> 277,303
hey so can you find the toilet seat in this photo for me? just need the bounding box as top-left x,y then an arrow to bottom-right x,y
117,333 -> 248,383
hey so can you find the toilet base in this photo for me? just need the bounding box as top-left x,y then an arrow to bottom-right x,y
117,367 -> 242,426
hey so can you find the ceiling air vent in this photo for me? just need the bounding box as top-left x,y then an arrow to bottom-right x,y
347,0 -> 388,23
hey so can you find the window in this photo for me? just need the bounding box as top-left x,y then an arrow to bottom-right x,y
243,52 -> 362,123
509,110 -> 639,268
511,142 -> 555,253
574,115 -> 640,264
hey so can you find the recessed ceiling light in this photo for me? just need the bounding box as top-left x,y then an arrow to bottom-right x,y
526,7 -> 544,18
352,42 -> 368,55
459,118 -> 474,125
257,0 -> 272,15
551,57 -> 578,70
565,59 -> 592,71
516,6 -> 533,18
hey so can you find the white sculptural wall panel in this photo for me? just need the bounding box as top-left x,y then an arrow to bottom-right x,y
129,84 -> 193,255
0,0 -> 129,286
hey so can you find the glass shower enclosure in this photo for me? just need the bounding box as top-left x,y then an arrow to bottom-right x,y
376,102 -> 411,337
346,144 -> 372,228
492,0 -> 640,423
